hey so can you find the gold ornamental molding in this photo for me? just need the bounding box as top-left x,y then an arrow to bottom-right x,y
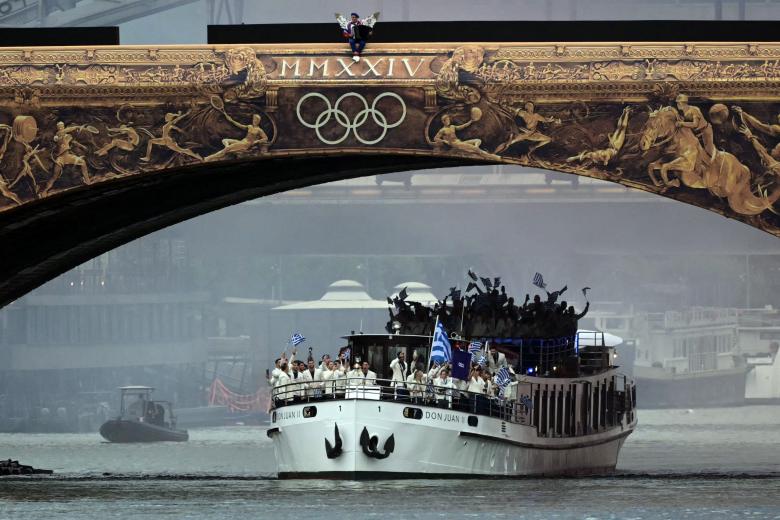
1,42 -> 780,235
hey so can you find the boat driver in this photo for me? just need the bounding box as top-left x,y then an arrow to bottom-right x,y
127,394 -> 146,418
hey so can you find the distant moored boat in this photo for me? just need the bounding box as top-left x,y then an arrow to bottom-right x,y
99,386 -> 188,443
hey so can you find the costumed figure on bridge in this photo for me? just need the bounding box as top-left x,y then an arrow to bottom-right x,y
336,12 -> 379,62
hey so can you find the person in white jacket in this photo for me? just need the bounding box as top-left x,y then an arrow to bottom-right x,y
406,369 -> 427,403
467,366 -> 486,394
389,351 -> 410,384
434,367 -> 453,408
320,361 -> 335,396
389,351 -> 415,399
268,357 -> 282,387
269,347 -> 298,387
487,345 -> 508,373
428,362 -> 444,382
354,361 -> 377,386
274,363 -> 293,404
300,359 -> 324,398
289,361 -> 306,401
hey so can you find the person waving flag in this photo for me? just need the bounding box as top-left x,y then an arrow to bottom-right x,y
430,321 -> 452,365
495,367 -> 512,398
468,340 -> 482,359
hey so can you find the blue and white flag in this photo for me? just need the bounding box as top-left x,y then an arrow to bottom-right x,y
476,354 -> 487,368
290,332 -> 306,346
430,321 -> 452,364
468,341 -> 482,357
495,367 -> 512,397
532,272 -> 547,290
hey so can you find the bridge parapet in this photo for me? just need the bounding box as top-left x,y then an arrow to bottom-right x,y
0,42 -> 779,231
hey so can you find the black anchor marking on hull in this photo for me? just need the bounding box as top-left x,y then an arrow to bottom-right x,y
325,423 -> 343,459
359,426 -> 395,460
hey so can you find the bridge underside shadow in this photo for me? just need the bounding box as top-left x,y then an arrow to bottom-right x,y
0,155 -> 480,308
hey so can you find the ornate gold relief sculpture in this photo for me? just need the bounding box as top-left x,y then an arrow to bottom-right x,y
0,42 -> 778,236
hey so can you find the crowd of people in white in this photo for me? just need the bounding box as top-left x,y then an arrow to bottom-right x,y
269,347 -> 522,411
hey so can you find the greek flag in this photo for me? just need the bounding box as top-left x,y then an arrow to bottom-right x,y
426,378 -> 435,396
476,354 -> 487,368
495,367 -> 512,397
290,332 -> 306,346
342,347 -> 351,360
532,272 -> 547,290
430,322 -> 452,364
468,341 -> 482,356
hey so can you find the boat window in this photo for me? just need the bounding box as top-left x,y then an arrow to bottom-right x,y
366,344 -> 385,376
403,407 -> 423,420
387,344 -> 405,368
272,412 -> 277,423
467,416 -> 478,427
303,406 -> 317,418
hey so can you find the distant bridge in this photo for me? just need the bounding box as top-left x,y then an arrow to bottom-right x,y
0,31 -> 779,306
0,0 -> 242,27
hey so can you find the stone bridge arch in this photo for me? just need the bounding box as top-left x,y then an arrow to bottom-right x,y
0,40 -> 780,306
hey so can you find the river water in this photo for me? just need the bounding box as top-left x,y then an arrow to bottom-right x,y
1,405 -> 779,519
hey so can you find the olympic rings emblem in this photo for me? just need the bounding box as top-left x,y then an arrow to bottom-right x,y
296,92 -> 406,146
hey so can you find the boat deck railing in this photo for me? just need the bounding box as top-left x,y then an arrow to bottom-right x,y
271,377 -> 531,424
271,375 -> 636,437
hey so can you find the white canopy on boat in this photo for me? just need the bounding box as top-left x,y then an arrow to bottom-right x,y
392,282 -> 438,306
576,329 -> 623,347
273,280 -> 389,310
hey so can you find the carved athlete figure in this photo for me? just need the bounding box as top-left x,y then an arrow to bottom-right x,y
567,106 -> 632,166
732,105 -> 780,163
433,110 -> 498,160
675,94 -> 715,159
41,121 -> 92,195
96,124 -> 139,156
10,142 -> 47,195
495,102 -> 560,157
141,110 -> 201,163
204,113 -> 269,162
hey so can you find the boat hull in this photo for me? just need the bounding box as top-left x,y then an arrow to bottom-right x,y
270,399 -> 632,478
99,419 -> 189,443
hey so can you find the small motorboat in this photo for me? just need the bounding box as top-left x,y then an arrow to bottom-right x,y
99,386 -> 188,443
